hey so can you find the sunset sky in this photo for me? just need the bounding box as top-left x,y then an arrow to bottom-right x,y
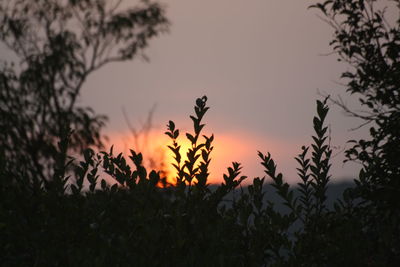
77,0 -> 371,184
1,0 -> 371,184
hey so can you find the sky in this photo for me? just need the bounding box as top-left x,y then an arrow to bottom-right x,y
2,0 -> 370,185
79,0 -> 371,184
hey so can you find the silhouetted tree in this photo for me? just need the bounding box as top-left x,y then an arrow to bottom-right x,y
313,0 -> 400,263
0,0 -> 169,185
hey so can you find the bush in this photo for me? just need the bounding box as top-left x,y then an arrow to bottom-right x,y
1,96 -> 380,266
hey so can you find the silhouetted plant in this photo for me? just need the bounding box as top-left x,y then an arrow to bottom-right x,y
0,95 -> 392,266
0,0 -> 169,184
313,0 -> 400,263
165,96 -> 214,191
1,4 -> 398,266
122,105 -> 170,183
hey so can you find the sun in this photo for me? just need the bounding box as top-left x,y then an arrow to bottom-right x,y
163,136 -> 205,185
105,128 -> 274,186
103,130 -> 197,186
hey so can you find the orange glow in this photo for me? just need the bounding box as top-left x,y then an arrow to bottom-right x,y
104,128 -> 301,186
104,130 -> 214,186
163,137 -> 193,185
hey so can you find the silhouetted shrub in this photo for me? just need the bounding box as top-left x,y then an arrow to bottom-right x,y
1,0 -> 399,265
312,1 -> 400,263
1,96 -> 373,266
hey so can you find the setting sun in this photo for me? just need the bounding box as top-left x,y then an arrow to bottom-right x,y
104,127 -> 261,186
104,129 -> 213,186
104,125 -> 301,186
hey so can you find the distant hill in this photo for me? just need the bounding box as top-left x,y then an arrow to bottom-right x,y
209,180 -> 355,212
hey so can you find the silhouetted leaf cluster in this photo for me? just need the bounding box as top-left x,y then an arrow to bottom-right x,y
312,0 -> 400,263
0,0 -> 169,183
0,96 -> 381,266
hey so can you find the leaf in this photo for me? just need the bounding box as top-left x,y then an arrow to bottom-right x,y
186,133 -> 195,144
173,129 -> 179,139
168,120 -> 175,131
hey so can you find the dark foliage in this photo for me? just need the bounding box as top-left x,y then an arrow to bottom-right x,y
0,0 -> 169,183
0,97 -> 371,266
312,0 -> 400,263
1,0 -> 399,266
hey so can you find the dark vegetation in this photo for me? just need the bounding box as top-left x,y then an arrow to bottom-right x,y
0,0 -> 399,266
